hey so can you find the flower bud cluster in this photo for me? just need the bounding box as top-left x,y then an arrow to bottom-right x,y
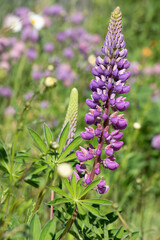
76,7 -> 130,194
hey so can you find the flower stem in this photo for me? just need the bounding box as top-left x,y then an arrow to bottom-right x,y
90,89 -> 112,181
116,211 -> 133,240
59,207 -> 78,240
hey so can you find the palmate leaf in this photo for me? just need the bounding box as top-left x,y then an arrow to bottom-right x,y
104,223 -> 109,240
48,198 -> 72,206
44,123 -> 53,147
58,152 -> 77,163
80,202 -> 106,219
80,199 -> 112,205
113,226 -> 124,240
28,128 -> 47,153
77,203 -> 86,215
49,186 -> 72,199
63,178 -> 74,196
58,136 -> 82,162
76,179 -> 83,198
71,172 -> 77,198
123,232 -> 139,240
29,214 -> 41,240
39,218 -> 56,240
79,179 -> 101,199
58,123 -> 69,154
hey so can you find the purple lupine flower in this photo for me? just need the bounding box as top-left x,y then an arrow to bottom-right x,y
43,42 -> 54,53
76,7 -> 130,193
151,134 -> 160,151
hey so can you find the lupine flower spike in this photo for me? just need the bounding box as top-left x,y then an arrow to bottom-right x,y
58,88 -> 78,147
76,7 -> 130,194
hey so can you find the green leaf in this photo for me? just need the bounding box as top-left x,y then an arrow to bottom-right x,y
80,202 -> 105,219
30,166 -> 47,176
28,128 -> 47,153
48,198 -> 72,206
49,186 -> 72,199
44,124 -> 53,147
58,123 -> 69,154
58,152 -> 77,163
113,226 -> 124,240
54,229 -> 64,240
76,179 -> 83,198
58,136 -> 82,162
71,173 -> 77,198
80,199 -> 112,205
39,218 -> 56,240
123,232 -> 139,240
29,214 -> 41,240
77,203 -> 86,215
104,223 -> 109,240
63,178 -> 74,197
79,179 -> 101,199
25,179 -> 39,188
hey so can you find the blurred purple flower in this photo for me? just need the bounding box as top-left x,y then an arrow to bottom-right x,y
0,86 -> 12,98
40,100 -> 50,108
43,69 -> 52,77
55,63 -> 77,86
152,134 -> 160,150
0,37 -> 10,52
31,69 -> 43,81
56,31 -> 67,42
21,26 -> 39,42
130,62 -> 141,76
14,7 -> 29,17
143,66 -> 153,75
153,64 -> 160,75
79,41 -> 90,55
43,42 -> 54,53
44,4 -> 65,16
63,47 -> 74,59
70,12 -> 84,24
0,61 -> 10,71
5,106 -> 15,116
26,48 -> 37,60
24,91 -> 34,100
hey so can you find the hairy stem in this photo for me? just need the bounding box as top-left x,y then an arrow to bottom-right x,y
116,211 -> 133,240
59,207 -> 78,240
50,189 -> 54,220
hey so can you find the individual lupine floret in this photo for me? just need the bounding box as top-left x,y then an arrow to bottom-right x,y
76,7 -> 130,193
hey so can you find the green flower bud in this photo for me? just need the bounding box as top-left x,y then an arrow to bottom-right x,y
44,76 -> 57,88
50,141 -> 59,150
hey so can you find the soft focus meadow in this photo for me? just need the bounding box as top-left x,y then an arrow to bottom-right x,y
0,0 -> 160,239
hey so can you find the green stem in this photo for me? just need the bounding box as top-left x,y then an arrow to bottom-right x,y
116,211 -> 133,240
59,207 -> 78,240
